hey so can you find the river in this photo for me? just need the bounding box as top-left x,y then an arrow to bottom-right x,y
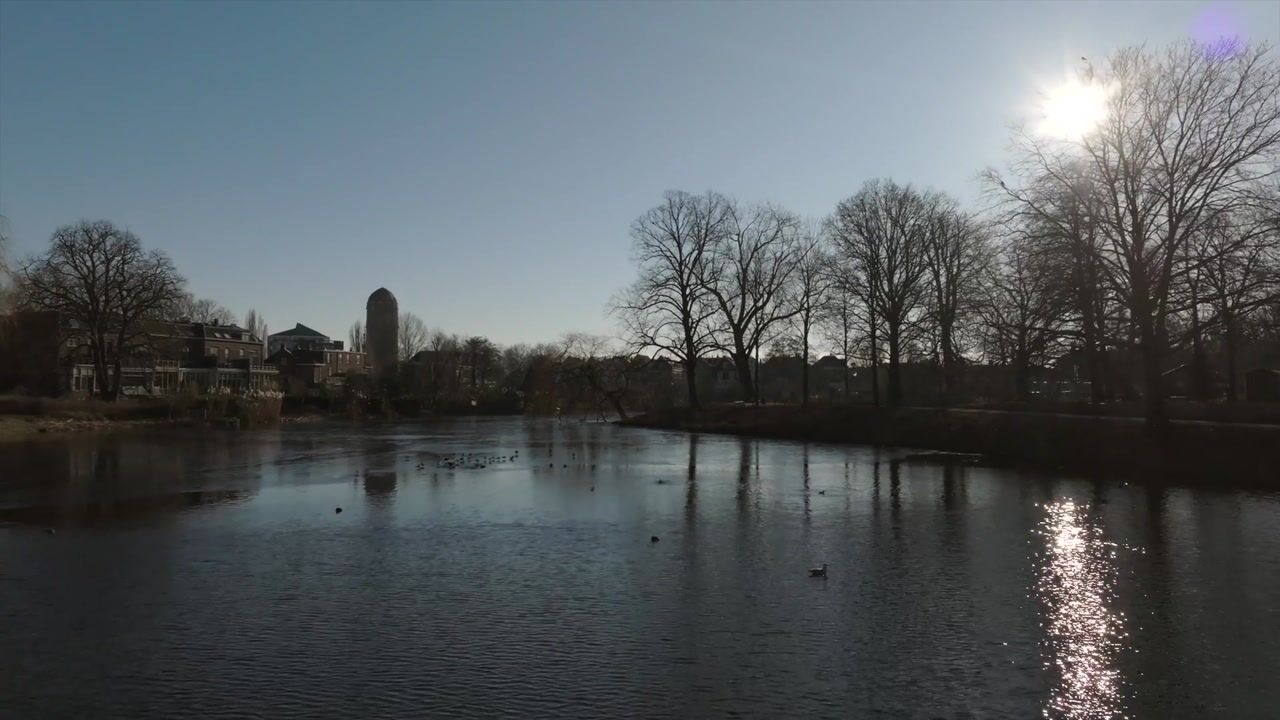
1,417 -> 1277,718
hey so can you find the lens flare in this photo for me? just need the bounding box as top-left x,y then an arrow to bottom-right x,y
1038,79 -> 1111,141
1033,500 -> 1130,719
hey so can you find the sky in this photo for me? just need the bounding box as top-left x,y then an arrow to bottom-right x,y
2,1 -> 1277,346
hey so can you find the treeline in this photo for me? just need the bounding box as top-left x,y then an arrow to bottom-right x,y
614,40 -> 1280,428
3,219 -> 271,399
338,321 -> 677,418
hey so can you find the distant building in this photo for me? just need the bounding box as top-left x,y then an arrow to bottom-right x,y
0,310 -> 277,396
267,323 -> 344,355
268,346 -> 367,396
366,287 -> 399,378
1246,369 -> 1280,402
696,356 -> 752,403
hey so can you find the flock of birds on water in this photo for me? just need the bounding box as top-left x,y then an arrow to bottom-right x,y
24,438 -> 827,579
330,445 -> 832,578
429,450 -> 521,471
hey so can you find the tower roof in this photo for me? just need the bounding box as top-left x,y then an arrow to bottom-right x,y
367,287 -> 397,306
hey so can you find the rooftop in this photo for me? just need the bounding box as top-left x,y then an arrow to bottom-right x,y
269,323 -> 327,339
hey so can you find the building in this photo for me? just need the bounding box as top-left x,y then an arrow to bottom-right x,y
366,287 -> 399,378
0,310 -> 277,396
268,346 -> 367,396
1246,369 -> 1280,402
268,323 -> 343,355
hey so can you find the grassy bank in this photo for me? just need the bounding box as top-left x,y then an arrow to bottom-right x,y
0,394 -> 175,421
621,404 -> 1280,486
0,393 -> 282,442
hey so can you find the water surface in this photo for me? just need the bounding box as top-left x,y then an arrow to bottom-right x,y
1,418 -> 1277,718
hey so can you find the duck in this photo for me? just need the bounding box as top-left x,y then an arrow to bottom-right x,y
335,507 -> 343,514
650,535 -> 660,543
809,563 -> 828,578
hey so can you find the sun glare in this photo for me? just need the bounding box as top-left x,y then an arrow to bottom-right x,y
1038,78 -> 1111,140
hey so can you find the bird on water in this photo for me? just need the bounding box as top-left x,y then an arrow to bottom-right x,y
809,563 -> 828,578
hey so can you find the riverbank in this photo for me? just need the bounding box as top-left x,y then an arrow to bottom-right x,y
621,404 -> 1280,485
0,414 -> 188,443
0,393 -> 281,443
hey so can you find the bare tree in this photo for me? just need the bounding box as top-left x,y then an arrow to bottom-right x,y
464,336 -> 498,389
787,225 -> 834,406
818,278 -> 862,399
418,329 -> 463,401
349,320 -> 366,353
986,156 -> 1121,405
171,294 -> 235,325
244,309 -> 268,355
922,198 -> 989,402
560,333 -> 636,419
614,191 -> 731,410
976,232 -> 1071,400
701,201 -> 802,402
829,179 -> 932,405
994,41 -> 1280,427
22,220 -> 185,399
399,312 -> 428,361
0,215 -> 14,313
1195,208 -> 1280,399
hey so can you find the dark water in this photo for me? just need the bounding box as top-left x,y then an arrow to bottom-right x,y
1,418 -> 1277,719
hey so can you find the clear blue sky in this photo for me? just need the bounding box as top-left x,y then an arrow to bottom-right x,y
2,1 -> 1276,345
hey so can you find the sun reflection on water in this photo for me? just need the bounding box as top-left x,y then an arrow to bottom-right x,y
1034,500 -> 1130,719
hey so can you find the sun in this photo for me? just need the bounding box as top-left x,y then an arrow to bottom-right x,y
1038,78 -> 1111,140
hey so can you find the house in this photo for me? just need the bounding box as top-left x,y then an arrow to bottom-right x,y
268,346 -> 367,396
0,310 -> 66,395
696,356 -> 748,402
1246,369 -> 1280,402
0,310 -> 277,396
267,323 -> 342,354
814,351 -> 855,394
403,349 -> 470,397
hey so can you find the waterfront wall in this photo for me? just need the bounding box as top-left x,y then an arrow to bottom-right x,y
621,404 -> 1280,485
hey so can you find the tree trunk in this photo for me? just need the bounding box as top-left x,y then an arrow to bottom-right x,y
886,322 -> 902,406
732,350 -> 755,403
609,394 -> 629,421
684,357 -> 700,410
940,318 -> 956,404
842,320 -> 850,398
1014,360 -> 1031,402
109,359 -> 123,402
1076,240 -> 1106,405
1224,316 -> 1240,402
1188,301 -> 1209,401
868,301 -> 881,407
1013,330 -> 1034,399
92,333 -> 110,399
1083,314 -> 1105,405
1138,316 -> 1167,430
801,340 -> 810,408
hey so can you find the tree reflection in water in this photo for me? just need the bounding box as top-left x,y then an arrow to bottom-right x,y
1035,500 -> 1130,719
